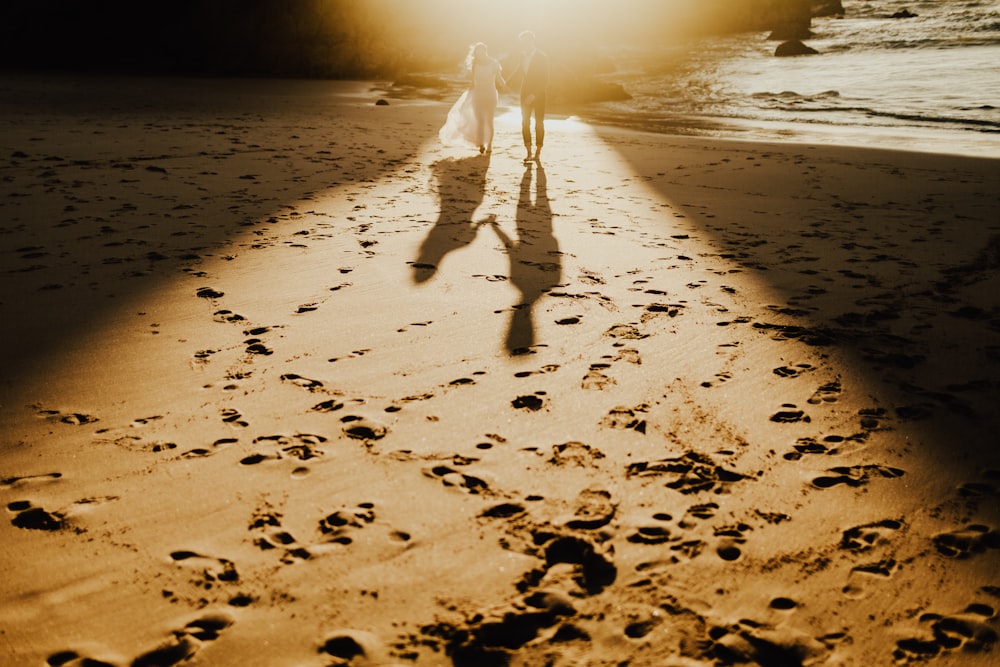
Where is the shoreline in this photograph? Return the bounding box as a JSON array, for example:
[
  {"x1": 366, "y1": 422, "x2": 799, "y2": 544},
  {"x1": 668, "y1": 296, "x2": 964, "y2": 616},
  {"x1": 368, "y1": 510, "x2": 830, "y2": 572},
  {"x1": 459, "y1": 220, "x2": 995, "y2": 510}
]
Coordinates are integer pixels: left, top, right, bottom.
[
  {"x1": 2, "y1": 73, "x2": 999, "y2": 666},
  {"x1": 6, "y1": 68, "x2": 997, "y2": 160},
  {"x1": 574, "y1": 108, "x2": 1000, "y2": 160}
]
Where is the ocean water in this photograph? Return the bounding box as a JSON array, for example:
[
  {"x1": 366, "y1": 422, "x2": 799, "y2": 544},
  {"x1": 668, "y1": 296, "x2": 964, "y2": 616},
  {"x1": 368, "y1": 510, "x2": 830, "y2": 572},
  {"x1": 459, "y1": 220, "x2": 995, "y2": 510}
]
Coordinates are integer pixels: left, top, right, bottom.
[{"x1": 580, "y1": 0, "x2": 1000, "y2": 157}]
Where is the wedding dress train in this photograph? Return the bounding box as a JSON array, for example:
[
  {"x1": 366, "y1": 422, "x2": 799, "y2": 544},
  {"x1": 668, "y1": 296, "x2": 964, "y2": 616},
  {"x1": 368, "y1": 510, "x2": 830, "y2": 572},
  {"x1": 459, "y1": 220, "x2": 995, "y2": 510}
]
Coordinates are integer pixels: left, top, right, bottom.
[{"x1": 439, "y1": 58, "x2": 502, "y2": 150}]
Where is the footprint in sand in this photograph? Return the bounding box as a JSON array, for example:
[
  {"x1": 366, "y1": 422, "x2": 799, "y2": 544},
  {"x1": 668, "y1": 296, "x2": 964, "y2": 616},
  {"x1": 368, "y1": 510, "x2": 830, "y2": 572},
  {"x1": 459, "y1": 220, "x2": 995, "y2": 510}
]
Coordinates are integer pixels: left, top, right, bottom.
[
  {"x1": 212, "y1": 309, "x2": 246, "y2": 323},
  {"x1": 700, "y1": 371, "x2": 733, "y2": 388},
  {"x1": 256, "y1": 433, "x2": 327, "y2": 460},
  {"x1": 769, "y1": 597, "x2": 799, "y2": 611},
  {"x1": 169, "y1": 550, "x2": 239, "y2": 586},
  {"x1": 857, "y1": 407, "x2": 889, "y2": 430},
  {"x1": 894, "y1": 603, "x2": 998, "y2": 660},
  {"x1": 681, "y1": 502, "x2": 719, "y2": 527},
  {"x1": 131, "y1": 415, "x2": 164, "y2": 427},
  {"x1": 558, "y1": 487, "x2": 616, "y2": 530},
  {"x1": 192, "y1": 350, "x2": 218, "y2": 364},
  {"x1": 422, "y1": 463, "x2": 491, "y2": 495},
  {"x1": 1, "y1": 471, "x2": 62, "y2": 487},
  {"x1": 8, "y1": 500, "x2": 66, "y2": 531},
  {"x1": 250, "y1": 502, "x2": 408, "y2": 562},
  {"x1": 629, "y1": 502, "x2": 732, "y2": 562},
  {"x1": 601, "y1": 405, "x2": 648, "y2": 433},
  {"x1": 844, "y1": 557, "x2": 898, "y2": 598},
  {"x1": 317, "y1": 502, "x2": 408, "y2": 548},
  {"x1": 714, "y1": 523, "x2": 752, "y2": 561},
  {"x1": 512, "y1": 393, "x2": 547, "y2": 411},
  {"x1": 37, "y1": 407, "x2": 99, "y2": 426},
  {"x1": 311, "y1": 398, "x2": 345, "y2": 413},
  {"x1": 220, "y1": 407, "x2": 248, "y2": 428},
  {"x1": 627, "y1": 511, "x2": 677, "y2": 546},
  {"x1": 615, "y1": 348, "x2": 642, "y2": 364},
  {"x1": 127, "y1": 612, "x2": 234, "y2": 667},
  {"x1": 773, "y1": 363, "x2": 814, "y2": 378},
  {"x1": 248, "y1": 509, "x2": 308, "y2": 560},
  {"x1": 782, "y1": 432, "x2": 868, "y2": 461},
  {"x1": 769, "y1": 404, "x2": 810, "y2": 423},
  {"x1": 542, "y1": 535, "x2": 618, "y2": 595},
  {"x1": 480, "y1": 502, "x2": 527, "y2": 520},
  {"x1": 420, "y1": 597, "x2": 575, "y2": 664},
  {"x1": 240, "y1": 433, "x2": 326, "y2": 465},
  {"x1": 472, "y1": 273, "x2": 508, "y2": 283},
  {"x1": 841, "y1": 518, "x2": 904, "y2": 552},
  {"x1": 513, "y1": 364, "x2": 560, "y2": 379},
  {"x1": 46, "y1": 612, "x2": 234, "y2": 667},
  {"x1": 812, "y1": 464, "x2": 905, "y2": 489},
  {"x1": 605, "y1": 323, "x2": 648, "y2": 340},
  {"x1": 318, "y1": 629, "x2": 394, "y2": 665},
  {"x1": 341, "y1": 415, "x2": 389, "y2": 441},
  {"x1": 397, "y1": 320, "x2": 434, "y2": 333},
  {"x1": 807, "y1": 379, "x2": 842, "y2": 405},
  {"x1": 244, "y1": 339, "x2": 273, "y2": 356},
  {"x1": 627, "y1": 452, "x2": 747, "y2": 495},
  {"x1": 641, "y1": 302, "x2": 685, "y2": 320},
  {"x1": 280, "y1": 373, "x2": 324, "y2": 392},
  {"x1": 46, "y1": 648, "x2": 118, "y2": 667},
  {"x1": 196, "y1": 286, "x2": 224, "y2": 300},
  {"x1": 840, "y1": 518, "x2": 903, "y2": 598},
  {"x1": 328, "y1": 348, "x2": 371, "y2": 363},
  {"x1": 958, "y1": 474, "x2": 1000, "y2": 500},
  {"x1": 182, "y1": 437, "x2": 237, "y2": 459},
  {"x1": 706, "y1": 621, "x2": 831, "y2": 666},
  {"x1": 753, "y1": 322, "x2": 834, "y2": 346},
  {"x1": 932, "y1": 524, "x2": 1000, "y2": 559},
  {"x1": 582, "y1": 365, "x2": 616, "y2": 390},
  {"x1": 547, "y1": 441, "x2": 606, "y2": 468}
]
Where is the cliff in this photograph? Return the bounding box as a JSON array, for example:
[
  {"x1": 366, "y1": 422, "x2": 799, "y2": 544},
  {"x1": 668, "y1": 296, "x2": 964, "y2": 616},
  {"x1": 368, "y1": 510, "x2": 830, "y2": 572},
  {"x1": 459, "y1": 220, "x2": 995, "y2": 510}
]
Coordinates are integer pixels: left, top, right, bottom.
[{"x1": 0, "y1": 0, "x2": 846, "y2": 78}]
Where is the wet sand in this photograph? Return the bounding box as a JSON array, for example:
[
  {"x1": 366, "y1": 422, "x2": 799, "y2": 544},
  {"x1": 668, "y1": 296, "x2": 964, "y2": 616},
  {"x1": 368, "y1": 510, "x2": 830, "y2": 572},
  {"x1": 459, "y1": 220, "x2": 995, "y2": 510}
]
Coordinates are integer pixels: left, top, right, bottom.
[{"x1": 1, "y1": 73, "x2": 998, "y2": 666}]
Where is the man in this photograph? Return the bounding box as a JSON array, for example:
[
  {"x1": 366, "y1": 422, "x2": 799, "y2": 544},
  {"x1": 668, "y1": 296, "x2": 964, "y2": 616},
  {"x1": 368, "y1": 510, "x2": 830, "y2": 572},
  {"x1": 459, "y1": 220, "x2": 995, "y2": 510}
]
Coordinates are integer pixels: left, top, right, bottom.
[{"x1": 506, "y1": 31, "x2": 549, "y2": 162}]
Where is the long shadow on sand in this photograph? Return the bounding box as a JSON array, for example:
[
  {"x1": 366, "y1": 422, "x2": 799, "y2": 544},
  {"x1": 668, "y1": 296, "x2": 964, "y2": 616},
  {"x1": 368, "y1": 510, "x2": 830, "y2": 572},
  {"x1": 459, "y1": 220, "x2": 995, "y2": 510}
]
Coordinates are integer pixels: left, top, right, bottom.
[
  {"x1": 488, "y1": 163, "x2": 560, "y2": 354},
  {"x1": 411, "y1": 154, "x2": 491, "y2": 283},
  {"x1": 597, "y1": 127, "x2": 1000, "y2": 472},
  {"x1": 0, "y1": 74, "x2": 437, "y2": 395}
]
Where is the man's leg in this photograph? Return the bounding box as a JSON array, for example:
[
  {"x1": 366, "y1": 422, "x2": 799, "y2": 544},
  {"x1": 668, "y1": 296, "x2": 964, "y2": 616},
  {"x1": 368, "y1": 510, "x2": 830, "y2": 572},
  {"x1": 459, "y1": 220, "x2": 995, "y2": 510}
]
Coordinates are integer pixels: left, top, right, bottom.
[
  {"x1": 533, "y1": 95, "x2": 546, "y2": 160},
  {"x1": 521, "y1": 100, "x2": 533, "y2": 159}
]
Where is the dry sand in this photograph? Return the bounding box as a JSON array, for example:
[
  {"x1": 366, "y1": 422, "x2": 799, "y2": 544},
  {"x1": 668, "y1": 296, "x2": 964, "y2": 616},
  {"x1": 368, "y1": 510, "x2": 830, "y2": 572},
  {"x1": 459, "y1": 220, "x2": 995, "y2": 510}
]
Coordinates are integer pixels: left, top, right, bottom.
[{"x1": 1, "y1": 73, "x2": 999, "y2": 667}]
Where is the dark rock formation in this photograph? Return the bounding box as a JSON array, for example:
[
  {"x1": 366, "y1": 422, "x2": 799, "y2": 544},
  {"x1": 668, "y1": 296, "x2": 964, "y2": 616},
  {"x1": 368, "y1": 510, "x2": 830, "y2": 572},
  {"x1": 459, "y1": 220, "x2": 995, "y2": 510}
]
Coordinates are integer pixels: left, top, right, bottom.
[
  {"x1": 775, "y1": 40, "x2": 819, "y2": 57},
  {"x1": 891, "y1": 9, "x2": 919, "y2": 19},
  {"x1": 812, "y1": 1, "x2": 845, "y2": 17}
]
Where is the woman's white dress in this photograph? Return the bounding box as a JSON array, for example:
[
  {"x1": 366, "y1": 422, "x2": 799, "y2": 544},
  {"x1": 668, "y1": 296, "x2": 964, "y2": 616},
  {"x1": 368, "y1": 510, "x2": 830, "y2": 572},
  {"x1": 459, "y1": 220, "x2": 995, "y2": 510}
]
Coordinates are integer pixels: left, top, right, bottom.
[{"x1": 439, "y1": 58, "x2": 502, "y2": 148}]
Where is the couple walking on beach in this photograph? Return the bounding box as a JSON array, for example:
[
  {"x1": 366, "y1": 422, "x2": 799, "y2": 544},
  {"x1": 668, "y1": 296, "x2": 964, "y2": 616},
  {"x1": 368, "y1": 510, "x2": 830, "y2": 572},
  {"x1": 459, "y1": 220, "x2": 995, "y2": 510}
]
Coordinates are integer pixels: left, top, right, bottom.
[{"x1": 439, "y1": 31, "x2": 549, "y2": 163}]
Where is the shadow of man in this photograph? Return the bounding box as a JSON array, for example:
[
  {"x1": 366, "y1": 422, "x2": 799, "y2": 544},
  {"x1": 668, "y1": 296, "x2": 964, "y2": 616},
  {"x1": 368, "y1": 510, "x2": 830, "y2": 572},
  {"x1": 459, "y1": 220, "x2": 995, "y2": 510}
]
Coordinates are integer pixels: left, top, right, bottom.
[
  {"x1": 489, "y1": 163, "x2": 560, "y2": 354},
  {"x1": 412, "y1": 155, "x2": 490, "y2": 283}
]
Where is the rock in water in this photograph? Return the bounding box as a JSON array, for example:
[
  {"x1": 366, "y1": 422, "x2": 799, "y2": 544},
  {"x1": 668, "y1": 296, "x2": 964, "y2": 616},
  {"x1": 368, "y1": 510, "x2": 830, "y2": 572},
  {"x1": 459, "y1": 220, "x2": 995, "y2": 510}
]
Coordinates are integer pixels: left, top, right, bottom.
[{"x1": 775, "y1": 40, "x2": 819, "y2": 57}]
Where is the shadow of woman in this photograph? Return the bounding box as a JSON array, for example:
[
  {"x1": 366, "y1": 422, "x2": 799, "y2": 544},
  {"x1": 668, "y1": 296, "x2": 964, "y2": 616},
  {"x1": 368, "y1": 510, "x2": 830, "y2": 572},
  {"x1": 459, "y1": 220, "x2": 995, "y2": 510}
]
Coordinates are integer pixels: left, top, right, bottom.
[
  {"x1": 489, "y1": 163, "x2": 560, "y2": 354},
  {"x1": 412, "y1": 154, "x2": 491, "y2": 283}
]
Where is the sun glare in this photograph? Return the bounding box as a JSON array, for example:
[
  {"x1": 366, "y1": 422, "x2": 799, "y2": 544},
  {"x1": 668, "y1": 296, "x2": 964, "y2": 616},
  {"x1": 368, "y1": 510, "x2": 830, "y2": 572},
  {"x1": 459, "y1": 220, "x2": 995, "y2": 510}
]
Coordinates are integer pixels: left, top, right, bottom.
[{"x1": 363, "y1": 0, "x2": 716, "y2": 66}]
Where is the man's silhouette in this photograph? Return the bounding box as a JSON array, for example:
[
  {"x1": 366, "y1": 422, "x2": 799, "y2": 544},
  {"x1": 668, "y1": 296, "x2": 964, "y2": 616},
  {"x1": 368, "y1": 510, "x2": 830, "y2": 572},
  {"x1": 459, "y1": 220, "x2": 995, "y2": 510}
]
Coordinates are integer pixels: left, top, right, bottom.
[{"x1": 505, "y1": 31, "x2": 549, "y2": 163}]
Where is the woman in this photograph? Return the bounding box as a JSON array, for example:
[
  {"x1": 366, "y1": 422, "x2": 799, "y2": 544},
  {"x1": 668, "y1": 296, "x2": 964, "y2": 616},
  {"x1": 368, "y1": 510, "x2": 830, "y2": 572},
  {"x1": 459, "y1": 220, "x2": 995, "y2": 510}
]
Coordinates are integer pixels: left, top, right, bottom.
[{"x1": 439, "y1": 43, "x2": 504, "y2": 154}]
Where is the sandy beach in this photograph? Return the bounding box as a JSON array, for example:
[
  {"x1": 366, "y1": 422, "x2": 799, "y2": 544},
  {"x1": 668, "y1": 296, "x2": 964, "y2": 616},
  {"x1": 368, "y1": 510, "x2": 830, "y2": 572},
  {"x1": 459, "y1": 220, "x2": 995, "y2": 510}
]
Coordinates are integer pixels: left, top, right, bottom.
[{"x1": 1, "y1": 73, "x2": 999, "y2": 666}]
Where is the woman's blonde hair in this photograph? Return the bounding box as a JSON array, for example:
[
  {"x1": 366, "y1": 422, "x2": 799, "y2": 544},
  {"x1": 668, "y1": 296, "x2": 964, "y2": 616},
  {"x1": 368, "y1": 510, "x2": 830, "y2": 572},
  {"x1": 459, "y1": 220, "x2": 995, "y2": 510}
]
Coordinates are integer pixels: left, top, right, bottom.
[{"x1": 465, "y1": 42, "x2": 489, "y2": 70}]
